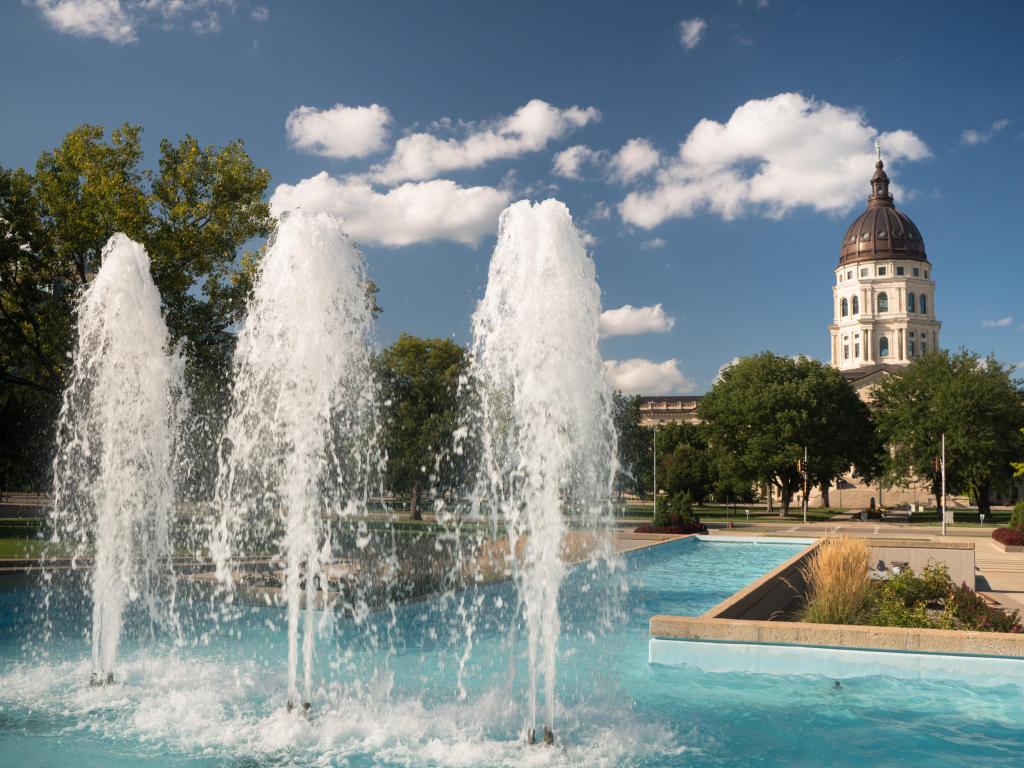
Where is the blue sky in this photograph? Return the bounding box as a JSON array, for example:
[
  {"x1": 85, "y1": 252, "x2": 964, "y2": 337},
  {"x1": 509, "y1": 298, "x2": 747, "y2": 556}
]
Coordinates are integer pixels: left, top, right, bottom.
[{"x1": 2, "y1": 0, "x2": 1022, "y2": 392}]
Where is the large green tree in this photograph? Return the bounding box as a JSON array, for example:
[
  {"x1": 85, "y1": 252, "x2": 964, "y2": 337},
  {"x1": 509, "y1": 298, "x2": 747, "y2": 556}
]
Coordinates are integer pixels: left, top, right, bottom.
[
  {"x1": 872, "y1": 350, "x2": 1024, "y2": 514},
  {"x1": 0, "y1": 123, "x2": 272, "y2": 489},
  {"x1": 611, "y1": 392, "x2": 652, "y2": 498},
  {"x1": 377, "y1": 334, "x2": 467, "y2": 520},
  {"x1": 699, "y1": 353, "x2": 880, "y2": 516},
  {"x1": 655, "y1": 422, "x2": 714, "y2": 505}
]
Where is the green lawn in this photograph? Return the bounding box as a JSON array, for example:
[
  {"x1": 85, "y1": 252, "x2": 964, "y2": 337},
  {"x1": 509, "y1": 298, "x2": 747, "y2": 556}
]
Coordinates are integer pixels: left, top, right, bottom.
[{"x1": 0, "y1": 538, "x2": 48, "y2": 558}]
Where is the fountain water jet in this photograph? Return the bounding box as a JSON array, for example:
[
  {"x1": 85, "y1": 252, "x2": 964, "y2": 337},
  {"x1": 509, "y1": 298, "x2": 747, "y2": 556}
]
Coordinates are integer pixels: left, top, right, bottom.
[
  {"x1": 468, "y1": 199, "x2": 617, "y2": 741},
  {"x1": 49, "y1": 234, "x2": 184, "y2": 683},
  {"x1": 212, "y1": 211, "x2": 380, "y2": 710}
]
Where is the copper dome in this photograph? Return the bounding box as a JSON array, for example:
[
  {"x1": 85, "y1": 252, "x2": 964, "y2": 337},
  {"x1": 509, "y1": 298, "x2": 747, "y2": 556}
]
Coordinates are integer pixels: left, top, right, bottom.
[{"x1": 838, "y1": 160, "x2": 927, "y2": 267}]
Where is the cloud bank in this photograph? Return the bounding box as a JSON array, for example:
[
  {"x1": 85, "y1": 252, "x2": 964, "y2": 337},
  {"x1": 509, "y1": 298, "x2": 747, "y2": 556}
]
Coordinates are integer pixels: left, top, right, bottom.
[
  {"x1": 604, "y1": 358, "x2": 696, "y2": 394},
  {"x1": 619, "y1": 93, "x2": 931, "y2": 228},
  {"x1": 270, "y1": 172, "x2": 510, "y2": 247},
  {"x1": 599, "y1": 304, "x2": 676, "y2": 336},
  {"x1": 372, "y1": 99, "x2": 600, "y2": 183},
  {"x1": 286, "y1": 103, "x2": 392, "y2": 159}
]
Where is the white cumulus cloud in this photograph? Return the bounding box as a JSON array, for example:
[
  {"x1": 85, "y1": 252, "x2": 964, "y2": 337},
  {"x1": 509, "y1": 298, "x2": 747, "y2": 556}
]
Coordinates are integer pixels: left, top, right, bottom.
[
  {"x1": 604, "y1": 358, "x2": 697, "y2": 394},
  {"x1": 286, "y1": 103, "x2": 392, "y2": 160},
  {"x1": 982, "y1": 316, "x2": 1013, "y2": 328},
  {"x1": 269, "y1": 172, "x2": 510, "y2": 247},
  {"x1": 961, "y1": 118, "x2": 1011, "y2": 145},
  {"x1": 599, "y1": 304, "x2": 676, "y2": 337},
  {"x1": 32, "y1": 0, "x2": 263, "y2": 41},
  {"x1": 640, "y1": 237, "x2": 666, "y2": 250},
  {"x1": 678, "y1": 17, "x2": 707, "y2": 49},
  {"x1": 619, "y1": 93, "x2": 931, "y2": 229},
  {"x1": 552, "y1": 145, "x2": 604, "y2": 179},
  {"x1": 610, "y1": 138, "x2": 661, "y2": 183},
  {"x1": 372, "y1": 99, "x2": 600, "y2": 183},
  {"x1": 32, "y1": 0, "x2": 136, "y2": 43}
]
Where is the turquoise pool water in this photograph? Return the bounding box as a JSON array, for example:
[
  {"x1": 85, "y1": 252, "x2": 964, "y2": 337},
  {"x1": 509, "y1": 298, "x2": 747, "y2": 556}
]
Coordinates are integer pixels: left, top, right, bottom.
[{"x1": 1, "y1": 538, "x2": 1022, "y2": 766}]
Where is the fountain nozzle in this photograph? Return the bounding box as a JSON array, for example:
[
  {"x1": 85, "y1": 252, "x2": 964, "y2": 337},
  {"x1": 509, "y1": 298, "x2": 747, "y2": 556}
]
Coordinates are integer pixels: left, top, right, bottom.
[{"x1": 526, "y1": 726, "x2": 554, "y2": 746}]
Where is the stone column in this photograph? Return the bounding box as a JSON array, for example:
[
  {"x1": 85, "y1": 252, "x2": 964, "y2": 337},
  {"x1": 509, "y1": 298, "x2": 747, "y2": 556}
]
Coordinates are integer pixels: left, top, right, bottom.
[{"x1": 898, "y1": 328, "x2": 904, "y2": 360}]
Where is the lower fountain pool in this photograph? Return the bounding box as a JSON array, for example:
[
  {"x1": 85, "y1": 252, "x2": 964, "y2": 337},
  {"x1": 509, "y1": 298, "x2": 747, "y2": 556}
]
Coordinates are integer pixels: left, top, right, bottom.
[{"x1": 2, "y1": 538, "x2": 1022, "y2": 767}]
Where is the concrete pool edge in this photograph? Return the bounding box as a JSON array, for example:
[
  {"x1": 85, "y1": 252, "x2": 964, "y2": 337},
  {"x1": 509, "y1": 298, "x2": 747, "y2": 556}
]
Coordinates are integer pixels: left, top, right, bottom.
[
  {"x1": 648, "y1": 533, "x2": 1024, "y2": 682},
  {"x1": 647, "y1": 636, "x2": 1024, "y2": 685}
]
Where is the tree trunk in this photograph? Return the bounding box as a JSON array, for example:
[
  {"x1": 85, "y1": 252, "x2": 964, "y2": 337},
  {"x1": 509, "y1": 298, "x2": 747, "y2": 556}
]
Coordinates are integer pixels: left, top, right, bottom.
[
  {"x1": 821, "y1": 480, "x2": 831, "y2": 510},
  {"x1": 766, "y1": 482, "x2": 773, "y2": 516},
  {"x1": 977, "y1": 480, "x2": 992, "y2": 517},
  {"x1": 410, "y1": 479, "x2": 422, "y2": 521}
]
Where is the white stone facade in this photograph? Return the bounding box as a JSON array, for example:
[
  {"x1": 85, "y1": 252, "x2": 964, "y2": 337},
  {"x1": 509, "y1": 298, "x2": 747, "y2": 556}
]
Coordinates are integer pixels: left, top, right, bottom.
[{"x1": 829, "y1": 259, "x2": 941, "y2": 370}]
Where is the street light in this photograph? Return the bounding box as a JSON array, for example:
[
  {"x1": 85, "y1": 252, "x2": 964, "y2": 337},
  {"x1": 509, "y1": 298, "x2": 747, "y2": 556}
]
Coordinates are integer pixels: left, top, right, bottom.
[{"x1": 652, "y1": 423, "x2": 657, "y2": 516}]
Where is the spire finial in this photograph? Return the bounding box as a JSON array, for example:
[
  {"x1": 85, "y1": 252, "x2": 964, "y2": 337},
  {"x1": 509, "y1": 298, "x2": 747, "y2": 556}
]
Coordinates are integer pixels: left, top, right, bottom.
[{"x1": 875, "y1": 139, "x2": 882, "y2": 164}]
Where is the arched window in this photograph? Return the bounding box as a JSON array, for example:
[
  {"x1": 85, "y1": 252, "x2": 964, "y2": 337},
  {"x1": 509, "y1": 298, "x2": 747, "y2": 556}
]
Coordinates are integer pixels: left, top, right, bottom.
[
  {"x1": 841, "y1": 298, "x2": 849, "y2": 317},
  {"x1": 920, "y1": 294, "x2": 927, "y2": 314},
  {"x1": 852, "y1": 296, "x2": 860, "y2": 315},
  {"x1": 908, "y1": 293, "x2": 916, "y2": 313},
  {"x1": 878, "y1": 292, "x2": 888, "y2": 313},
  {"x1": 879, "y1": 336, "x2": 890, "y2": 357}
]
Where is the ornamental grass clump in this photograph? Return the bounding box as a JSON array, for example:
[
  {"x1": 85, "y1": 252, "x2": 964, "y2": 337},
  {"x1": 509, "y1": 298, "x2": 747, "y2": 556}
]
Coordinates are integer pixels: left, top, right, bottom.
[{"x1": 799, "y1": 536, "x2": 870, "y2": 625}]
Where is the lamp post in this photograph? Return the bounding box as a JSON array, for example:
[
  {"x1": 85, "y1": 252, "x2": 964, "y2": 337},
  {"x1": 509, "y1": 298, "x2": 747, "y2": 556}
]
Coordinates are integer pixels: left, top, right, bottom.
[
  {"x1": 652, "y1": 423, "x2": 657, "y2": 516},
  {"x1": 802, "y1": 446, "x2": 809, "y2": 525},
  {"x1": 941, "y1": 432, "x2": 947, "y2": 536}
]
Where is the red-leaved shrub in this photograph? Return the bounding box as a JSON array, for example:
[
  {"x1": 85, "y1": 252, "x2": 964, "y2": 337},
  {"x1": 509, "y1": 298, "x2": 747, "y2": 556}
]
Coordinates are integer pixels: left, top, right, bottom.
[
  {"x1": 993, "y1": 527, "x2": 1024, "y2": 547},
  {"x1": 634, "y1": 520, "x2": 707, "y2": 535}
]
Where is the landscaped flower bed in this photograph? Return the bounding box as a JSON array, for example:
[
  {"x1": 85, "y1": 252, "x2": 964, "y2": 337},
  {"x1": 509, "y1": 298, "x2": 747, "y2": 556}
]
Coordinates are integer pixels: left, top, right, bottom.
[{"x1": 799, "y1": 537, "x2": 1021, "y2": 633}]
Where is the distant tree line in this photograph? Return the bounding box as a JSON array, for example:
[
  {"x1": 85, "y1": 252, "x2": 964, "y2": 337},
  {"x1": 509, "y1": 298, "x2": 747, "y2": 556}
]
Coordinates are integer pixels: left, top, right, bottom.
[{"x1": 615, "y1": 352, "x2": 1024, "y2": 516}]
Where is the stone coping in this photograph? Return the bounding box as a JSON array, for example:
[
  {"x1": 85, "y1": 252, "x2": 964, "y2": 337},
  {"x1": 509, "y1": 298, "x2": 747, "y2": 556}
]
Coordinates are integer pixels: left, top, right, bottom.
[
  {"x1": 650, "y1": 615, "x2": 1024, "y2": 657},
  {"x1": 992, "y1": 540, "x2": 1024, "y2": 553}
]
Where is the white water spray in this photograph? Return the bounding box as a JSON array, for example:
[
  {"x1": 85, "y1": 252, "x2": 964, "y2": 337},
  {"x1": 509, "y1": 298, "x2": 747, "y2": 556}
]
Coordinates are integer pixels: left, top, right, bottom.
[
  {"x1": 50, "y1": 234, "x2": 183, "y2": 682},
  {"x1": 469, "y1": 200, "x2": 617, "y2": 738},
  {"x1": 212, "y1": 211, "x2": 379, "y2": 708}
]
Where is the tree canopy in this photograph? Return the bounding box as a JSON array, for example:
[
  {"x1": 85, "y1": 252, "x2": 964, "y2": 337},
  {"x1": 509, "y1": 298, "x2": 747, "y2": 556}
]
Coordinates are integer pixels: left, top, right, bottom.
[
  {"x1": 699, "y1": 353, "x2": 880, "y2": 515},
  {"x1": 872, "y1": 350, "x2": 1024, "y2": 514},
  {"x1": 611, "y1": 392, "x2": 651, "y2": 497},
  {"x1": 0, "y1": 123, "x2": 272, "y2": 489},
  {"x1": 377, "y1": 334, "x2": 467, "y2": 520}
]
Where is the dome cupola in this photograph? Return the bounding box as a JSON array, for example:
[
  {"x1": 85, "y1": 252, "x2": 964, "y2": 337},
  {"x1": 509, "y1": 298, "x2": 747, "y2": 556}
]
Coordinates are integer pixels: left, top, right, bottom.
[{"x1": 839, "y1": 152, "x2": 927, "y2": 267}]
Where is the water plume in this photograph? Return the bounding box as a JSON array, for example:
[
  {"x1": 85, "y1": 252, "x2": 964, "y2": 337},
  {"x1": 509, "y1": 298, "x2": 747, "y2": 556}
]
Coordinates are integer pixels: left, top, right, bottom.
[
  {"x1": 468, "y1": 199, "x2": 618, "y2": 738},
  {"x1": 211, "y1": 210, "x2": 381, "y2": 708},
  {"x1": 49, "y1": 233, "x2": 184, "y2": 682}
]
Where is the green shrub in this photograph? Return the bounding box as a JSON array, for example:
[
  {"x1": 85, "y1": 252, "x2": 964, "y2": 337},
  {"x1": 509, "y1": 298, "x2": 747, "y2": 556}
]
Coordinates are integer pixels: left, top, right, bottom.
[
  {"x1": 861, "y1": 563, "x2": 1021, "y2": 633},
  {"x1": 654, "y1": 491, "x2": 694, "y2": 527},
  {"x1": 1009, "y1": 500, "x2": 1024, "y2": 530}
]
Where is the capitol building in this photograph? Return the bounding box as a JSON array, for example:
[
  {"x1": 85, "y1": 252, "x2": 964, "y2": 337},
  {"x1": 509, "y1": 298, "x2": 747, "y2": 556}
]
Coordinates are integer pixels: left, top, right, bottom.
[
  {"x1": 640, "y1": 153, "x2": 955, "y2": 510},
  {"x1": 830, "y1": 153, "x2": 942, "y2": 395}
]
